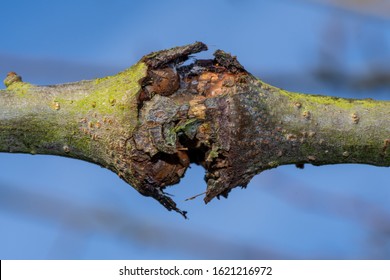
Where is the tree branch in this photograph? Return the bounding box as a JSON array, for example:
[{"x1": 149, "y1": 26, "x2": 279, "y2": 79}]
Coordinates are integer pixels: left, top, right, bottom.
[{"x1": 1, "y1": 42, "x2": 389, "y2": 217}]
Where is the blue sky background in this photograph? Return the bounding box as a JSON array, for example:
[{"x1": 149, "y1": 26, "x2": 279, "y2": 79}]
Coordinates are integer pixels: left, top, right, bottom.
[{"x1": 0, "y1": 0, "x2": 389, "y2": 259}]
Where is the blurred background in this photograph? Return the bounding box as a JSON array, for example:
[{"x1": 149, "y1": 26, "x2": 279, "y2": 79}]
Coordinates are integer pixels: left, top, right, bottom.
[{"x1": 0, "y1": 0, "x2": 389, "y2": 259}]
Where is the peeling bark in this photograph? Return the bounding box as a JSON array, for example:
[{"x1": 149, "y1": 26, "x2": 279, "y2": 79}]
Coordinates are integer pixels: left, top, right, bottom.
[{"x1": 1, "y1": 42, "x2": 389, "y2": 218}]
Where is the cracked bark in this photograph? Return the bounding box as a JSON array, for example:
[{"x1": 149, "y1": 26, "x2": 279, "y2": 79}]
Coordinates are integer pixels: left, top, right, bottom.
[{"x1": 0, "y1": 42, "x2": 389, "y2": 218}]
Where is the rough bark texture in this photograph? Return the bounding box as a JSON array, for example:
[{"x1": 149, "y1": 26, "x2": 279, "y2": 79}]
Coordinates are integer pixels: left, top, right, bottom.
[{"x1": 1, "y1": 42, "x2": 389, "y2": 218}]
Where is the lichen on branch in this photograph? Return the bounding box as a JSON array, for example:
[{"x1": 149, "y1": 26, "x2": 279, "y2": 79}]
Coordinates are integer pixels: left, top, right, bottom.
[{"x1": 1, "y1": 42, "x2": 389, "y2": 218}]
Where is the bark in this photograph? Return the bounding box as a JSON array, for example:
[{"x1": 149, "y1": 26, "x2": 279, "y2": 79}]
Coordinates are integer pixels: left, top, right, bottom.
[{"x1": 1, "y1": 42, "x2": 389, "y2": 218}]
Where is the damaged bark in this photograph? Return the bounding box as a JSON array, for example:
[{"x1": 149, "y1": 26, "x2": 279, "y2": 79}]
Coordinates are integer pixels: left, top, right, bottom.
[{"x1": 1, "y1": 42, "x2": 389, "y2": 218}]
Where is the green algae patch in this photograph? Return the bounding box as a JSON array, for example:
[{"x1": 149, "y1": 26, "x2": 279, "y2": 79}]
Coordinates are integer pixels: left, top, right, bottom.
[
  {"x1": 258, "y1": 78, "x2": 380, "y2": 110},
  {"x1": 281, "y1": 90, "x2": 378, "y2": 110},
  {"x1": 6, "y1": 82, "x2": 34, "y2": 97},
  {"x1": 74, "y1": 62, "x2": 147, "y2": 117}
]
